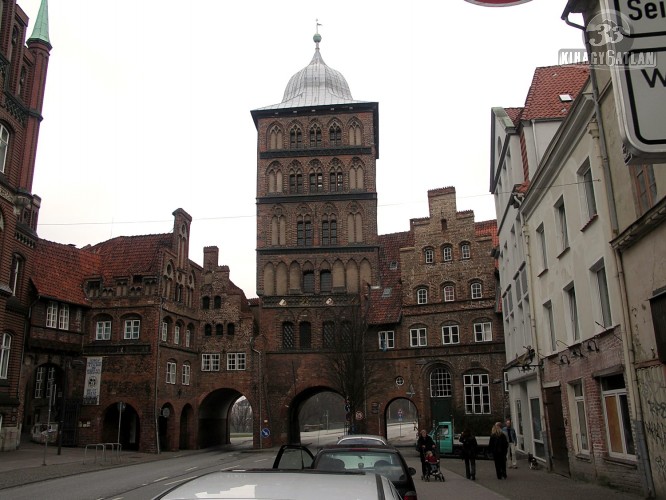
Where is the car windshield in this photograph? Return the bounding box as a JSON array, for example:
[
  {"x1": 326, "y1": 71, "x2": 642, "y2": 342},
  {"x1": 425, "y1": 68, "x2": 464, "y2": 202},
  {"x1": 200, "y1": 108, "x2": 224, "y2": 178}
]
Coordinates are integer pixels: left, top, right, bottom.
[{"x1": 315, "y1": 451, "x2": 405, "y2": 482}]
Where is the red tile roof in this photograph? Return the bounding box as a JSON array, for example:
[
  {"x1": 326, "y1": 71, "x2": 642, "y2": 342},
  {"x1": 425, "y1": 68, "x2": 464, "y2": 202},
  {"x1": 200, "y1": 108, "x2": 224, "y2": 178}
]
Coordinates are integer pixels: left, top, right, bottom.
[
  {"x1": 504, "y1": 107, "x2": 523, "y2": 126},
  {"x1": 87, "y1": 233, "x2": 173, "y2": 281},
  {"x1": 366, "y1": 231, "x2": 413, "y2": 326},
  {"x1": 32, "y1": 240, "x2": 101, "y2": 305},
  {"x1": 521, "y1": 64, "x2": 589, "y2": 120}
]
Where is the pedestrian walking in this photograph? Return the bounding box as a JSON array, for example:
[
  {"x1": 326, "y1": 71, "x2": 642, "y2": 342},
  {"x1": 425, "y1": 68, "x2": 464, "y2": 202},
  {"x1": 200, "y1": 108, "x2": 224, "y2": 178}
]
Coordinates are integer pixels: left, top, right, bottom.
[
  {"x1": 489, "y1": 422, "x2": 508, "y2": 479},
  {"x1": 459, "y1": 428, "x2": 477, "y2": 480},
  {"x1": 417, "y1": 429, "x2": 436, "y2": 480},
  {"x1": 502, "y1": 418, "x2": 518, "y2": 468}
]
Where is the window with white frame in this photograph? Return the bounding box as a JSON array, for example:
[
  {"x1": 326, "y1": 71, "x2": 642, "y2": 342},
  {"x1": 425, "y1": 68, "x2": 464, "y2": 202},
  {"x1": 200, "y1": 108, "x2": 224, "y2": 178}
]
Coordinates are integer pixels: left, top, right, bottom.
[
  {"x1": 442, "y1": 245, "x2": 453, "y2": 262},
  {"x1": 463, "y1": 373, "x2": 490, "y2": 414},
  {"x1": 124, "y1": 319, "x2": 140, "y2": 340},
  {"x1": 58, "y1": 304, "x2": 70, "y2": 330},
  {"x1": 555, "y1": 197, "x2": 569, "y2": 252},
  {"x1": 443, "y1": 284, "x2": 455, "y2": 302},
  {"x1": 580, "y1": 161, "x2": 597, "y2": 221},
  {"x1": 461, "y1": 243, "x2": 471, "y2": 259},
  {"x1": 201, "y1": 353, "x2": 220, "y2": 371},
  {"x1": 161, "y1": 321, "x2": 168, "y2": 341},
  {"x1": 46, "y1": 301, "x2": 58, "y2": 328},
  {"x1": 0, "y1": 333, "x2": 10, "y2": 379},
  {"x1": 9, "y1": 254, "x2": 22, "y2": 296},
  {"x1": 185, "y1": 329, "x2": 191, "y2": 347},
  {"x1": 227, "y1": 352, "x2": 246, "y2": 370},
  {"x1": 571, "y1": 381, "x2": 589, "y2": 453},
  {"x1": 96, "y1": 320, "x2": 111, "y2": 340},
  {"x1": 474, "y1": 321, "x2": 492, "y2": 342},
  {"x1": 430, "y1": 368, "x2": 452, "y2": 397},
  {"x1": 442, "y1": 324, "x2": 460, "y2": 344},
  {"x1": 34, "y1": 366, "x2": 45, "y2": 397},
  {"x1": 0, "y1": 125, "x2": 9, "y2": 173},
  {"x1": 565, "y1": 283, "x2": 580, "y2": 342},
  {"x1": 591, "y1": 260, "x2": 612, "y2": 329},
  {"x1": 166, "y1": 361, "x2": 176, "y2": 384},
  {"x1": 424, "y1": 248, "x2": 434, "y2": 264},
  {"x1": 601, "y1": 374, "x2": 635, "y2": 459},
  {"x1": 417, "y1": 288, "x2": 428, "y2": 305},
  {"x1": 182, "y1": 363, "x2": 191, "y2": 385},
  {"x1": 471, "y1": 281, "x2": 482, "y2": 299},
  {"x1": 536, "y1": 224, "x2": 548, "y2": 272},
  {"x1": 174, "y1": 325, "x2": 180, "y2": 345},
  {"x1": 410, "y1": 327, "x2": 427, "y2": 347},
  {"x1": 378, "y1": 331, "x2": 394, "y2": 350}
]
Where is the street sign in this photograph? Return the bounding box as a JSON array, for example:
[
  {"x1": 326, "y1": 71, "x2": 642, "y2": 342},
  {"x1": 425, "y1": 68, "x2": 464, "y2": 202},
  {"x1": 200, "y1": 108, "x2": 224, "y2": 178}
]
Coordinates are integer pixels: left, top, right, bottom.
[
  {"x1": 605, "y1": 0, "x2": 666, "y2": 158},
  {"x1": 261, "y1": 428, "x2": 270, "y2": 438}
]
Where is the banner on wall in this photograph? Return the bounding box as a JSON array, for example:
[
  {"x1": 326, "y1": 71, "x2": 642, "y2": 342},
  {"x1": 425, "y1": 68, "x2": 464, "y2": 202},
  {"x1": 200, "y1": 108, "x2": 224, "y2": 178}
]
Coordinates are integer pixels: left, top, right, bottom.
[{"x1": 83, "y1": 356, "x2": 103, "y2": 405}]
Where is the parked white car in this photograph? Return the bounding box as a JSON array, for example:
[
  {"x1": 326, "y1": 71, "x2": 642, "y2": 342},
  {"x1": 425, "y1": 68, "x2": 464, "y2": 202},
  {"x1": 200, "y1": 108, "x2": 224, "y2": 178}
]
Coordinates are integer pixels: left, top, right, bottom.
[
  {"x1": 336, "y1": 434, "x2": 389, "y2": 446},
  {"x1": 153, "y1": 469, "x2": 402, "y2": 500}
]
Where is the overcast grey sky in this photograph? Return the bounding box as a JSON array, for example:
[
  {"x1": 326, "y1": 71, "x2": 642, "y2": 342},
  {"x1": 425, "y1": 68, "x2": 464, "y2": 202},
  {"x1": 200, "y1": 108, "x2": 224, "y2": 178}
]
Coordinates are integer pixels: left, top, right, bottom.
[{"x1": 24, "y1": 0, "x2": 584, "y2": 298}]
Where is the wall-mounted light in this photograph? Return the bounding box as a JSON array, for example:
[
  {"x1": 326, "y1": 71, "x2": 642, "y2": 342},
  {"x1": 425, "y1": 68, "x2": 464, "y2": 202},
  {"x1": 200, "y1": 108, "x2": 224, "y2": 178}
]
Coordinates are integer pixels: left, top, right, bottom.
[{"x1": 559, "y1": 354, "x2": 570, "y2": 365}]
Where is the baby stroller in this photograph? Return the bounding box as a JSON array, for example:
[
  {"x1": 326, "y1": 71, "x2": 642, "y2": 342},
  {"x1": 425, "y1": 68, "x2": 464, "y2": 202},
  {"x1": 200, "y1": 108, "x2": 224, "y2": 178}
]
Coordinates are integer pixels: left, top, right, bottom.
[{"x1": 423, "y1": 455, "x2": 445, "y2": 482}]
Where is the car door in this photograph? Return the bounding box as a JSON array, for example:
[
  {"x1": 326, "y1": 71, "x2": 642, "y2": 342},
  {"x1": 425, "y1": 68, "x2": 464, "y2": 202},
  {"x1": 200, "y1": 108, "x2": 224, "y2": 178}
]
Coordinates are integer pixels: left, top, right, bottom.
[{"x1": 272, "y1": 444, "x2": 315, "y2": 469}]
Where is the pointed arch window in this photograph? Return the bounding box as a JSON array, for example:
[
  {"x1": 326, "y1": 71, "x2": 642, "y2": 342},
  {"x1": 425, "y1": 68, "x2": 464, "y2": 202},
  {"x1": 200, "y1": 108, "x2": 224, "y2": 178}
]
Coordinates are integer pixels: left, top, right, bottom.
[
  {"x1": 300, "y1": 322, "x2": 312, "y2": 349},
  {"x1": 320, "y1": 270, "x2": 332, "y2": 292},
  {"x1": 303, "y1": 270, "x2": 315, "y2": 293},
  {"x1": 282, "y1": 322, "x2": 295, "y2": 349},
  {"x1": 322, "y1": 216, "x2": 337, "y2": 245},
  {"x1": 297, "y1": 217, "x2": 312, "y2": 246},
  {"x1": 289, "y1": 173, "x2": 303, "y2": 193},
  {"x1": 269, "y1": 125, "x2": 283, "y2": 150},
  {"x1": 349, "y1": 122, "x2": 362, "y2": 146},
  {"x1": 330, "y1": 169, "x2": 343, "y2": 192},
  {"x1": 322, "y1": 321, "x2": 335, "y2": 348},
  {"x1": 309, "y1": 125, "x2": 322, "y2": 147},
  {"x1": 289, "y1": 126, "x2": 302, "y2": 148},
  {"x1": 329, "y1": 124, "x2": 342, "y2": 146},
  {"x1": 309, "y1": 172, "x2": 323, "y2": 192}
]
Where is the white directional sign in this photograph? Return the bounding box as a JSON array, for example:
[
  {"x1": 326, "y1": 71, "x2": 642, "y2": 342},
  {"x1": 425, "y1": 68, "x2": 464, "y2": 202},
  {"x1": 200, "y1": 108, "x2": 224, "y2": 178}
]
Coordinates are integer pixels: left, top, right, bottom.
[{"x1": 606, "y1": 0, "x2": 666, "y2": 158}]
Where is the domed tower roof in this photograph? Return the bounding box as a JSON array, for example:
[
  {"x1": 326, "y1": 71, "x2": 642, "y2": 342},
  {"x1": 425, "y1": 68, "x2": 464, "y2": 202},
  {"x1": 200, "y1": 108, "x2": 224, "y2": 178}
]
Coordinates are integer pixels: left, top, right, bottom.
[{"x1": 255, "y1": 32, "x2": 367, "y2": 110}]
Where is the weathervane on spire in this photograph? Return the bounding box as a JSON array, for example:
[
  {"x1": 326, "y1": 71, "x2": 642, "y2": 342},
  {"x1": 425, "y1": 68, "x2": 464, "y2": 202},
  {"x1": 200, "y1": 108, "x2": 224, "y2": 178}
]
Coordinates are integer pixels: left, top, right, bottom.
[{"x1": 314, "y1": 19, "x2": 322, "y2": 47}]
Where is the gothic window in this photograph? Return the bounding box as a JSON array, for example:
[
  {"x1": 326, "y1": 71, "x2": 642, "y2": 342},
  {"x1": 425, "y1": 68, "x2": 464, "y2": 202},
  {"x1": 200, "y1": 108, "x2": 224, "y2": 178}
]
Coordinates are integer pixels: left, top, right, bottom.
[
  {"x1": 349, "y1": 160, "x2": 365, "y2": 190},
  {"x1": 347, "y1": 210, "x2": 363, "y2": 243},
  {"x1": 329, "y1": 123, "x2": 342, "y2": 146},
  {"x1": 309, "y1": 125, "x2": 322, "y2": 147},
  {"x1": 349, "y1": 121, "x2": 362, "y2": 146},
  {"x1": 297, "y1": 217, "x2": 312, "y2": 246},
  {"x1": 10, "y1": 254, "x2": 22, "y2": 296},
  {"x1": 282, "y1": 322, "x2": 295, "y2": 349},
  {"x1": 0, "y1": 333, "x2": 11, "y2": 379},
  {"x1": 0, "y1": 125, "x2": 9, "y2": 174},
  {"x1": 322, "y1": 321, "x2": 335, "y2": 348},
  {"x1": 300, "y1": 322, "x2": 312, "y2": 349},
  {"x1": 309, "y1": 172, "x2": 324, "y2": 192},
  {"x1": 289, "y1": 172, "x2": 303, "y2": 193},
  {"x1": 289, "y1": 126, "x2": 302, "y2": 148},
  {"x1": 303, "y1": 270, "x2": 315, "y2": 293},
  {"x1": 271, "y1": 214, "x2": 286, "y2": 245},
  {"x1": 320, "y1": 270, "x2": 332, "y2": 292},
  {"x1": 269, "y1": 125, "x2": 283, "y2": 150},
  {"x1": 329, "y1": 170, "x2": 343, "y2": 192},
  {"x1": 322, "y1": 216, "x2": 337, "y2": 245}
]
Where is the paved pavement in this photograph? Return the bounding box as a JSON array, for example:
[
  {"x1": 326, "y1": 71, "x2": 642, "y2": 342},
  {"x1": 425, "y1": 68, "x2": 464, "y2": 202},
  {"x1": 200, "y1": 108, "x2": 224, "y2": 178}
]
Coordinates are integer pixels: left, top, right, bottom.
[{"x1": 0, "y1": 434, "x2": 647, "y2": 499}]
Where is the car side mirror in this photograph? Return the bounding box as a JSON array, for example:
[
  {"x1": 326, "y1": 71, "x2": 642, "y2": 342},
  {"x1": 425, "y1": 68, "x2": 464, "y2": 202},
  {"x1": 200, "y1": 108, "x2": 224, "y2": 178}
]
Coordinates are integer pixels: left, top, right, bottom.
[{"x1": 408, "y1": 467, "x2": 417, "y2": 476}]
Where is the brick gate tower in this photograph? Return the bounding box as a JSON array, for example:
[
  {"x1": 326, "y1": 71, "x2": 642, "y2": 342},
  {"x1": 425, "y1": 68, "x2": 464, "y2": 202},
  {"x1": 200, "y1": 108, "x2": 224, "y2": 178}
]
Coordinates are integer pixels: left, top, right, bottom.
[{"x1": 250, "y1": 31, "x2": 380, "y2": 445}]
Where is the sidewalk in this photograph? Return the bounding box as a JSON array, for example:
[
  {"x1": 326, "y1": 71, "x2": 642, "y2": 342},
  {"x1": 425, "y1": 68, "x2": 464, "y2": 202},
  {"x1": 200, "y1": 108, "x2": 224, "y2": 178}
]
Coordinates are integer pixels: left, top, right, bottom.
[{"x1": 389, "y1": 434, "x2": 646, "y2": 500}]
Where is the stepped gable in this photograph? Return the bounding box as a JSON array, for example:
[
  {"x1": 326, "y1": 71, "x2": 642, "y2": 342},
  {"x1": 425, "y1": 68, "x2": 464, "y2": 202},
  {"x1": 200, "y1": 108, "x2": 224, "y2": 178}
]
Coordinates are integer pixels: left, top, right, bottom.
[
  {"x1": 366, "y1": 231, "x2": 414, "y2": 325},
  {"x1": 31, "y1": 239, "x2": 101, "y2": 305},
  {"x1": 87, "y1": 233, "x2": 173, "y2": 281},
  {"x1": 522, "y1": 64, "x2": 589, "y2": 120}
]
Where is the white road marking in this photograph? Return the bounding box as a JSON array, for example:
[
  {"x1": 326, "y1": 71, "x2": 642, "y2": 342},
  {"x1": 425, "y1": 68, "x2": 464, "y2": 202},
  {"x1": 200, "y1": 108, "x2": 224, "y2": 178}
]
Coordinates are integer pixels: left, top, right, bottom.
[
  {"x1": 185, "y1": 466, "x2": 198, "y2": 471},
  {"x1": 153, "y1": 476, "x2": 169, "y2": 482}
]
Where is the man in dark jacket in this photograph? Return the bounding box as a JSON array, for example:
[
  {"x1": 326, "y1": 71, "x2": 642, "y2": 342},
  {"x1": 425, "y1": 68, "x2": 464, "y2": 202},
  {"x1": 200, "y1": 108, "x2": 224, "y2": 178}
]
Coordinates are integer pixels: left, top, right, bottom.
[
  {"x1": 459, "y1": 428, "x2": 478, "y2": 480},
  {"x1": 502, "y1": 418, "x2": 518, "y2": 468}
]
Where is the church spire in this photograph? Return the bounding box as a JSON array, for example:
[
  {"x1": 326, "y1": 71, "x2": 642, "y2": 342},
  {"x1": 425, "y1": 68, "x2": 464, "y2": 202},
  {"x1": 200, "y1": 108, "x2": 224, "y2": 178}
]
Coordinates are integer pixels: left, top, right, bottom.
[{"x1": 27, "y1": 0, "x2": 51, "y2": 48}]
